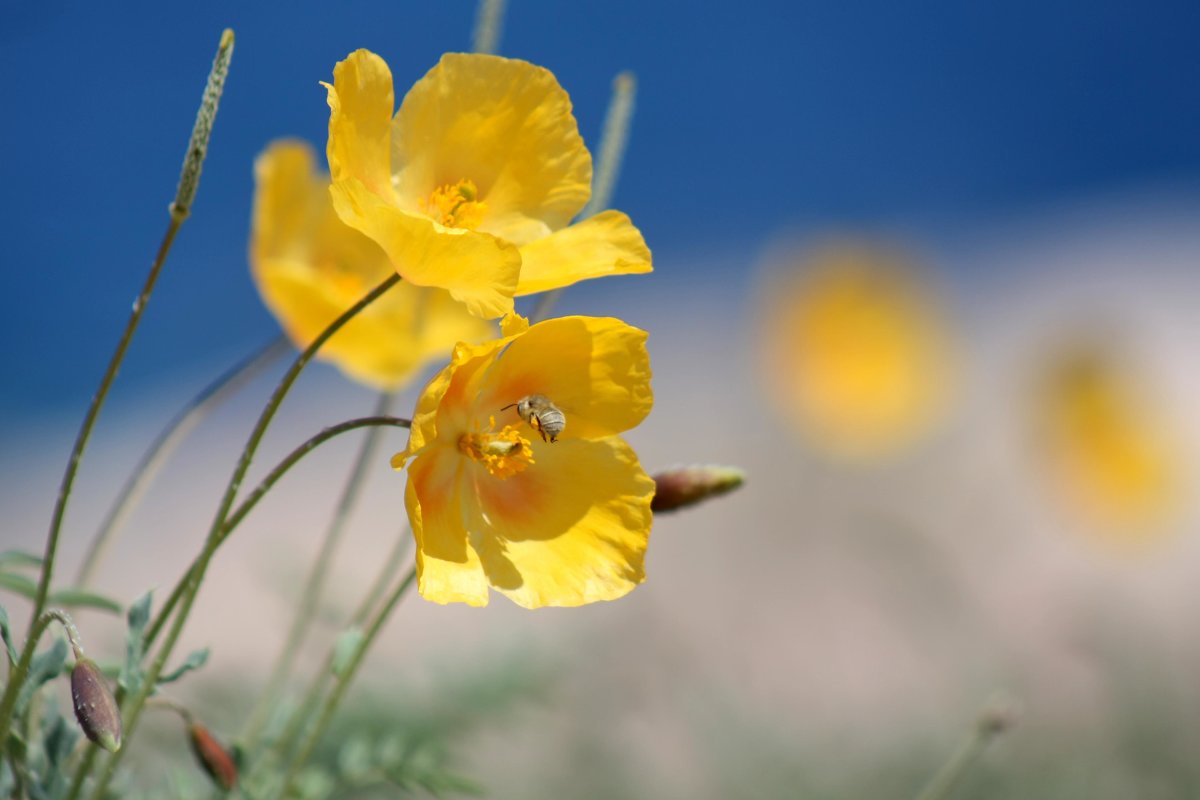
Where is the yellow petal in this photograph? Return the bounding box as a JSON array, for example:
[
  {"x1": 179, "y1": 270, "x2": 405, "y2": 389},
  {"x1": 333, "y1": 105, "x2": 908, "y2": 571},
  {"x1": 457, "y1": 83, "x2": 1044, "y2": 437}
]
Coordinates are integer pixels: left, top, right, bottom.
[
  {"x1": 324, "y1": 50, "x2": 396, "y2": 202},
  {"x1": 250, "y1": 140, "x2": 493, "y2": 390},
  {"x1": 406, "y1": 445, "x2": 489, "y2": 606},
  {"x1": 329, "y1": 177, "x2": 520, "y2": 318},
  {"x1": 467, "y1": 437, "x2": 654, "y2": 608},
  {"x1": 392, "y1": 53, "x2": 592, "y2": 241},
  {"x1": 476, "y1": 316, "x2": 652, "y2": 440},
  {"x1": 514, "y1": 210, "x2": 653, "y2": 296}
]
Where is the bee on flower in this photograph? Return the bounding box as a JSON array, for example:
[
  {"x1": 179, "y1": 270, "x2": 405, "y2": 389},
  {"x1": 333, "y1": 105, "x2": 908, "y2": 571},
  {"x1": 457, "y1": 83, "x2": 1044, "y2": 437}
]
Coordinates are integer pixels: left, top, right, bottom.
[
  {"x1": 323, "y1": 50, "x2": 653, "y2": 318},
  {"x1": 393, "y1": 315, "x2": 654, "y2": 608}
]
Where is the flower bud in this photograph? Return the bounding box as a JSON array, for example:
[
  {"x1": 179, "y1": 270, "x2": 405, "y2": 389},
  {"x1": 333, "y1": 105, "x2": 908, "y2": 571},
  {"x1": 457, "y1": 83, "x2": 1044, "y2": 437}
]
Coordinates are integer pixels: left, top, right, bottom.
[
  {"x1": 650, "y1": 465, "x2": 745, "y2": 513},
  {"x1": 71, "y1": 659, "x2": 122, "y2": 752},
  {"x1": 189, "y1": 722, "x2": 238, "y2": 791}
]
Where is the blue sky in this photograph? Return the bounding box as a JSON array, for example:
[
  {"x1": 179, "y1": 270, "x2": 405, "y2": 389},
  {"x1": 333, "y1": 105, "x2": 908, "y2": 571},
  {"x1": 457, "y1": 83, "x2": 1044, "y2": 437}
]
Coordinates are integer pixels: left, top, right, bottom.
[{"x1": 2, "y1": 0, "x2": 1199, "y2": 419}]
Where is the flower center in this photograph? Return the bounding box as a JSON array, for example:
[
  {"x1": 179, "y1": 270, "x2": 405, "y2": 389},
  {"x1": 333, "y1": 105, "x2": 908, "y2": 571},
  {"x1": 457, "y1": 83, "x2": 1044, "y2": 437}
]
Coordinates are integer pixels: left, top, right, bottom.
[
  {"x1": 458, "y1": 417, "x2": 534, "y2": 479},
  {"x1": 425, "y1": 179, "x2": 486, "y2": 229}
]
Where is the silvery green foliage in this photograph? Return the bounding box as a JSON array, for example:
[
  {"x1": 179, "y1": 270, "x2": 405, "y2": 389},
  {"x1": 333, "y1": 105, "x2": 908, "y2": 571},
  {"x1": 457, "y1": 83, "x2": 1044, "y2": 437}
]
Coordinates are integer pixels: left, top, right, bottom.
[{"x1": 119, "y1": 592, "x2": 153, "y2": 696}]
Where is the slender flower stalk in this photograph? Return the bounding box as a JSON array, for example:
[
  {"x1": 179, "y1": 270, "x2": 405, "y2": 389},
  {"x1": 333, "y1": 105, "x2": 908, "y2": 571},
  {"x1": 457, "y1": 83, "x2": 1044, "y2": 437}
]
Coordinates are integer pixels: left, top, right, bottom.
[
  {"x1": 277, "y1": 568, "x2": 418, "y2": 798},
  {"x1": 84, "y1": 273, "x2": 401, "y2": 800},
  {"x1": 471, "y1": 0, "x2": 507, "y2": 54},
  {"x1": 913, "y1": 699, "x2": 1017, "y2": 800},
  {"x1": 1, "y1": 29, "x2": 236, "y2": 747},
  {"x1": 532, "y1": 71, "x2": 637, "y2": 322},
  {"x1": 75, "y1": 336, "x2": 288, "y2": 588},
  {"x1": 0, "y1": 610, "x2": 84, "y2": 748},
  {"x1": 241, "y1": 391, "x2": 397, "y2": 748}
]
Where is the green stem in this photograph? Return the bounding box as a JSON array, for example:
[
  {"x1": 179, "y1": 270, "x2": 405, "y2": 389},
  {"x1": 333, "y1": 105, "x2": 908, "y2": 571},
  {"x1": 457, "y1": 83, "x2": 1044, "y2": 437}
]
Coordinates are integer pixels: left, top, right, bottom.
[
  {"x1": 0, "y1": 610, "x2": 82, "y2": 745},
  {"x1": 75, "y1": 336, "x2": 288, "y2": 588},
  {"x1": 277, "y1": 567, "x2": 418, "y2": 798},
  {"x1": 84, "y1": 273, "x2": 401, "y2": 800},
  {"x1": 531, "y1": 70, "x2": 637, "y2": 323},
  {"x1": 352, "y1": 526, "x2": 412, "y2": 627},
  {"x1": 5, "y1": 29, "x2": 235, "y2": 754},
  {"x1": 240, "y1": 392, "x2": 397, "y2": 749},
  {"x1": 471, "y1": 0, "x2": 507, "y2": 54},
  {"x1": 913, "y1": 706, "x2": 1012, "y2": 800},
  {"x1": 140, "y1": 413, "x2": 408, "y2": 654}
]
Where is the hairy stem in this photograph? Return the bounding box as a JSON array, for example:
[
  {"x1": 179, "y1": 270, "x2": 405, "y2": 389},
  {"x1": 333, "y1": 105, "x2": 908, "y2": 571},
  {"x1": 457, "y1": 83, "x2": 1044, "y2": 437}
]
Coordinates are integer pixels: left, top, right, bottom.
[
  {"x1": 240, "y1": 392, "x2": 397, "y2": 749},
  {"x1": 84, "y1": 274, "x2": 401, "y2": 800}
]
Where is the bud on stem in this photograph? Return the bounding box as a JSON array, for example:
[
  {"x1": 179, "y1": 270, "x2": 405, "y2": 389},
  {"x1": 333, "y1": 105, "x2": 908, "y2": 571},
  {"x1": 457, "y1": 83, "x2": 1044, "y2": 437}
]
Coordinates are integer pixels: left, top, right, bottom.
[
  {"x1": 71, "y1": 659, "x2": 122, "y2": 752},
  {"x1": 189, "y1": 722, "x2": 238, "y2": 791},
  {"x1": 650, "y1": 465, "x2": 746, "y2": 513}
]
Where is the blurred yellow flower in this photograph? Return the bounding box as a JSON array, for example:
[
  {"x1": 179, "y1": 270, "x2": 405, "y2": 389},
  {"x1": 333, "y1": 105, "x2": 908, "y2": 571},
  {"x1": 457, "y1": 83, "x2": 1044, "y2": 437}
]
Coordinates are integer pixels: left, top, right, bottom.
[
  {"x1": 1033, "y1": 341, "x2": 1183, "y2": 543},
  {"x1": 759, "y1": 244, "x2": 955, "y2": 461},
  {"x1": 250, "y1": 140, "x2": 493, "y2": 391},
  {"x1": 392, "y1": 315, "x2": 654, "y2": 608},
  {"x1": 324, "y1": 50, "x2": 653, "y2": 319}
]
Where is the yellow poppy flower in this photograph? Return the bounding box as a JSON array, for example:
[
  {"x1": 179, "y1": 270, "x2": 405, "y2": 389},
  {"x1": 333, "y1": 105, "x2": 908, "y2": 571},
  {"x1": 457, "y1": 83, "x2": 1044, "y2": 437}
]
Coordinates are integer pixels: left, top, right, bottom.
[
  {"x1": 250, "y1": 139, "x2": 493, "y2": 390},
  {"x1": 1033, "y1": 341, "x2": 1183, "y2": 544},
  {"x1": 323, "y1": 50, "x2": 653, "y2": 319},
  {"x1": 392, "y1": 315, "x2": 654, "y2": 608},
  {"x1": 759, "y1": 244, "x2": 955, "y2": 461}
]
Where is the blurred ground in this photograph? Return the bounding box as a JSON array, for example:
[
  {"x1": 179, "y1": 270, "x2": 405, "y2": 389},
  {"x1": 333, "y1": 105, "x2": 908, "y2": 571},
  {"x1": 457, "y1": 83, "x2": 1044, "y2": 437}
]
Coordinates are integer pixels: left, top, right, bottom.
[{"x1": 4, "y1": 193, "x2": 1200, "y2": 798}]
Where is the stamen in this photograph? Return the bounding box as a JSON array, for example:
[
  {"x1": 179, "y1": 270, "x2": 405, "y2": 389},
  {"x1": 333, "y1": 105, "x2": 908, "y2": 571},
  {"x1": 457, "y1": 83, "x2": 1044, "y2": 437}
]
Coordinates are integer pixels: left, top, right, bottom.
[
  {"x1": 458, "y1": 419, "x2": 534, "y2": 479},
  {"x1": 424, "y1": 179, "x2": 486, "y2": 229}
]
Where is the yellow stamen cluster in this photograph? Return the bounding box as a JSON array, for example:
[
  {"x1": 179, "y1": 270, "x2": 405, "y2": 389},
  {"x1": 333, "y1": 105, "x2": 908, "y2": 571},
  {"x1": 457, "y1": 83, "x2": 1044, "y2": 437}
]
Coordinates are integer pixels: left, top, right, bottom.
[
  {"x1": 425, "y1": 179, "x2": 486, "y2": 229},
  {"x1": 458, "y1": 418, "x2": 534, "y2": 479}
]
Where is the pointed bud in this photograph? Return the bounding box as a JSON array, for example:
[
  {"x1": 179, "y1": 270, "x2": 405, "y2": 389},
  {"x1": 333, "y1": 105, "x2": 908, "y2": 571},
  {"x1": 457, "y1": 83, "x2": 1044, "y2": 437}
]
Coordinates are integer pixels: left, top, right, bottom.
[
  {"x1": 650, "y1": 465, "x2": 746, "y2": 513},
  {"x1": 71, "y1": 659, "x2": 122, "y2": 752},
  {"x1": 189, "y1": 722, "x2": 238, "y2": 791}
]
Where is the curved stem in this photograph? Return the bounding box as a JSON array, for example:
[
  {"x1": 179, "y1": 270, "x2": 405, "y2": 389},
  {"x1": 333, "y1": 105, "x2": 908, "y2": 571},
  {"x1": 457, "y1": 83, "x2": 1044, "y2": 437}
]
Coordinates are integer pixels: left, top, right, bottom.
[
  {"x1": 913, "y1": 704, "x2": 1013, "y2": 800},
  {"x1": 241, "y1": 392, "x2": 397, "y2": 748},
  {"x1": 277, "y1": 567, "x2": 418, "y2": 798},
  {"x1": 144, "y1": 413, "x2": 409, "y2": 651},
  {"x1": 75, "y1": 336, "x2": 289, "y2": 588},
  {"x1": 0, "y1": 610, "x2": 85, "y2": 743},
  {"x1": 29, "y1": 215, "x2": 182, "y2": 626},
  {"x1": 84, "y1": 273, "x2": 401, "y2": 800}
]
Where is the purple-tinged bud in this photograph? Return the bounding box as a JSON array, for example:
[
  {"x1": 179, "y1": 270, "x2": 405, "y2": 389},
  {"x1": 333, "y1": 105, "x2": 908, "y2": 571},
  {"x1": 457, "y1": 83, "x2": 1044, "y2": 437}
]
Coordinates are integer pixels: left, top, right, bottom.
[
  {"x1": 71, "y1": 659, "x2": 121, "y2": 752},
  {"x1": 650, "y1": 465, "x2": 746, "y2": 513},
  {"x1": 189, "y1": 722, "x2": 238, "y2": 791}
]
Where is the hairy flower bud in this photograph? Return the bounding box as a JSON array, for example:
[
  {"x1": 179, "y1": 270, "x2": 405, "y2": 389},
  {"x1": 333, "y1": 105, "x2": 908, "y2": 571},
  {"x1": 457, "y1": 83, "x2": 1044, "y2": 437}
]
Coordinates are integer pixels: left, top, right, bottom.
[
  {"x1": 71, "y1": 659, "x2": 122, "y2": 752},
  {"x1": 650, "y1": 465, "x2": 745, "y2": 513},
  {"x1": 189, "y1": 722, "x2": 238, "y2": 791}
]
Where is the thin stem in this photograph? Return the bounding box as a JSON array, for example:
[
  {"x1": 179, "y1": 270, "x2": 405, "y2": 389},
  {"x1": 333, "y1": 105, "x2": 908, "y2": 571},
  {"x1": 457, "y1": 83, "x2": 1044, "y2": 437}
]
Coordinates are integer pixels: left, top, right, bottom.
[
  {"x1": 241, "y1": 392, "x2": 397, "y2": 748},
  {"x1": 75, "y1": 337, "x2": 288, "y2": 588},
  {"x1": 277, "y1": 567, "x2": 418, "y2": 798},
  {"x1": 84, "y1": 273, "x2": 401, "y2": 800},
  {"x1": 0, "y1": 610, "x2": 82, "y2": 743},
  {"x1": 913, "y1": 703, "x2": 1014, "y2": 800},
  {"x1": 471, "y1": 0, "x2": 507, "y2": 54},
  {"x1": 5, "y1": 29, "x2": 235, "y2": 757},
  {"x1": 352, "y1": 526, "x2": 412, "y2": 627},
  {"x1": 531, "y1": 70, "x2": 637, "y2": 323},
  {"x1": 144, "y1": 412, "x2": 409, "y2": 651}
]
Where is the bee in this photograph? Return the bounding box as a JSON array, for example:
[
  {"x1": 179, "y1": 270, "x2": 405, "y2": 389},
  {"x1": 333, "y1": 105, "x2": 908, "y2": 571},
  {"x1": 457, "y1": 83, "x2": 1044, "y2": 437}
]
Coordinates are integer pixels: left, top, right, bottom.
[{"x1": 501, "y1": 394, "x2": 566, "y2": 443}]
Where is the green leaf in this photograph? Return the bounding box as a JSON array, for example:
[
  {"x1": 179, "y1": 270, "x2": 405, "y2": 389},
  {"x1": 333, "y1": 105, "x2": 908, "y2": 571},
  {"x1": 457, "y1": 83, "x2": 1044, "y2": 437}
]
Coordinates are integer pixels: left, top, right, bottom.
[
  {"x1": 46, "y1": 588, "x2": 123, "y2": 614},
  {"x1": 157, "y1": 647, "x2": 209, "y2": 684},
  {"x1": 15, "y1": 638, "x2": 68, "y2": 716},
  {"x1": 331, "y1": 627, "x2": 364, "y2": 679},
  {"x1": 0, "y1": 551, "x2": 43, "y2": 571},
  {"x1": 120, "y1": 591, "x2": 153, "y2": 694},
  {"x1": 0, "y1": 604, "x2": 17, "y2": 666},
  {"x1": 0, "y1": 571, "x2": 37, "y2": 598}
]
